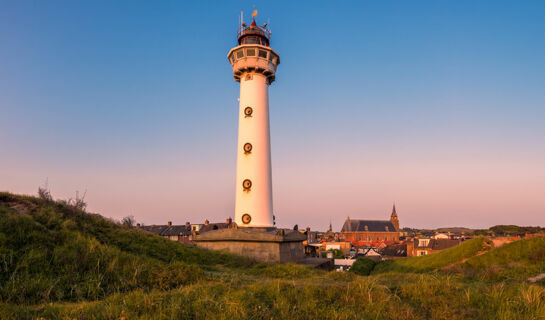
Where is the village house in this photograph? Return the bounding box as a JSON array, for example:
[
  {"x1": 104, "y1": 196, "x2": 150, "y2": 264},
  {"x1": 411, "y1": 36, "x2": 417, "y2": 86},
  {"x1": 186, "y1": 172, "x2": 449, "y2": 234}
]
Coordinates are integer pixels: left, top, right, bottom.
[
  {"x1": 407, "y1": 238, "x2": 461, "y2": 256},
  {"x1": 339, "y1": 205, "x2": 401, "y2": 248},
  {"x1": 139, "y1": 218, "x2": 235, "y2": 244},
  {"x1": 139, "y1": 221, "x2": 193, "y2": 244}
]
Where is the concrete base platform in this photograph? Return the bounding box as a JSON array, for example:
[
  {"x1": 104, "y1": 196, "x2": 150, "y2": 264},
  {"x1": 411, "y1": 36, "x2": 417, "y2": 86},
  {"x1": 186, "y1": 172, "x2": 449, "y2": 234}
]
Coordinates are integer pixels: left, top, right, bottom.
[{"x1": 192, "y1": 228, "x2": 306, "y2": 263}]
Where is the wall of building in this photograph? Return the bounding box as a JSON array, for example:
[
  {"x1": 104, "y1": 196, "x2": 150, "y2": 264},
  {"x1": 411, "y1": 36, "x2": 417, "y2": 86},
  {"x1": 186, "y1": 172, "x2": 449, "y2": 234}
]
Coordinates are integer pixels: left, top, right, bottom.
[
  {"x1": 341, "y1": 231, "x2": 400, "y2": 244},
  {"x1": 195, "y1": 240, "x2": 304, "y2": 263}
]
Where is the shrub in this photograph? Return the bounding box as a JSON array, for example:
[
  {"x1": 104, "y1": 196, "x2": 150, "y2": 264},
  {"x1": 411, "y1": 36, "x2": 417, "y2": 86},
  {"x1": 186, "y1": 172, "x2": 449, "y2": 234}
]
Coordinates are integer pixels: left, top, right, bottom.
[{"x1": 350, "y1": 257, "x2": 377, "y2": 275}]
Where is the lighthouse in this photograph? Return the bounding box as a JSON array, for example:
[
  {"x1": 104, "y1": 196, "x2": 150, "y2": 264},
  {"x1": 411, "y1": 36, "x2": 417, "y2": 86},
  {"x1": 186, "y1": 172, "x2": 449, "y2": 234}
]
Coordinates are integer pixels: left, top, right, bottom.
[
  {"x1": 192, "y1": 12, "x2": 305, "y2": 262},
  {"x1": 228, "y1": 12, "x2": 280, "y2": 228}
]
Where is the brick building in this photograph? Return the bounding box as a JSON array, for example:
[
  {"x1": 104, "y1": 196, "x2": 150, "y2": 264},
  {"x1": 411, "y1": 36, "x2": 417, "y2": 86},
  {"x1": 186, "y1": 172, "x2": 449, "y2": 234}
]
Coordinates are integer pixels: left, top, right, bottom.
[{"x1": 340, "y1": 205, "x2": 401, "y2": 247}]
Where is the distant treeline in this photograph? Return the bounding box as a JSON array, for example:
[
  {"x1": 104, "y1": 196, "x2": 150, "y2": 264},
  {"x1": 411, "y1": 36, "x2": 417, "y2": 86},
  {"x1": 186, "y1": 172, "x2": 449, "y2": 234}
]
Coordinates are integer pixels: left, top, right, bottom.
[
  {"x1": 475, "y1": 225, "x2": 545, "y2": 236},
  {"x1": 403, "y1": 225, "x2": 545, "y2": 236}
]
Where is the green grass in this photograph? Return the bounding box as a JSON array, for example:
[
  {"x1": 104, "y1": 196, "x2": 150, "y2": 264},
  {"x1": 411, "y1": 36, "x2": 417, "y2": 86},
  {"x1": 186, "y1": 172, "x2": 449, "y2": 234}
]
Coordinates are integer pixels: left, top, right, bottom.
[
  {"x1": 372, "y1": 237, "x2": 492, "y2": 274},
  {"x1": 1, "y1": 192, "x2": 544, "y2": 319},
  {"x1": 0, "y1": 192, "x2": 250, "y2": 304},
  {"x1": 461, "y1": 236, "x2": 545, "y2": 280}
]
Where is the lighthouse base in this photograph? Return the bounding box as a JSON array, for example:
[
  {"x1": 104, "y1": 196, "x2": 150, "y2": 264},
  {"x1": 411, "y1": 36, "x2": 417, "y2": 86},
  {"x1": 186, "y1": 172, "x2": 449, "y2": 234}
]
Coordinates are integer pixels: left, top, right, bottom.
[{"x1": 192, "y1": 228, "x2": 306, "y2": 263}]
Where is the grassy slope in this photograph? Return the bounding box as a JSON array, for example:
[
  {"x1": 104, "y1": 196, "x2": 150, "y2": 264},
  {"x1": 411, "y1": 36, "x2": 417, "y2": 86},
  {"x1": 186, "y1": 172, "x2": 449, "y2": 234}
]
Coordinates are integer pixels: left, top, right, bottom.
[
  {"x1": 461, "y1": 236, "x2": 545, "y2": 280},
  {"x1": 1, "y1": 192, "x2": 544, "y2": 319},
  {"x1": 372, "y1": 237, "x2": 492, "y2": 274},
  {"x1": 0, "y1": 192, "x2": 250, "y2": 304},
  {"x1": 372, "y1": 235, "x2": 545, "y2": 281}
]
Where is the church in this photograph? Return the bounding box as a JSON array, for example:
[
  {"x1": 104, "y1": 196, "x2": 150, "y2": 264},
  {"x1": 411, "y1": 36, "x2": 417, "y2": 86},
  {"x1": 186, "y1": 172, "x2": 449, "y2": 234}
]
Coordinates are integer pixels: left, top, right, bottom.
[{"x1": 339, "y1": 205, "x2": 401, "y2": 246}]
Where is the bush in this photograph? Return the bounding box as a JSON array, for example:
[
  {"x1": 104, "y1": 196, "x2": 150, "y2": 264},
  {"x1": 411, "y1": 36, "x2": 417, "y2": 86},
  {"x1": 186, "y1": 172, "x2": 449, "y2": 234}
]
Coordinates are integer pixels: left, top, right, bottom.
[{"x1": 350, "y1": 257, "x2": 377, "y2": 275}]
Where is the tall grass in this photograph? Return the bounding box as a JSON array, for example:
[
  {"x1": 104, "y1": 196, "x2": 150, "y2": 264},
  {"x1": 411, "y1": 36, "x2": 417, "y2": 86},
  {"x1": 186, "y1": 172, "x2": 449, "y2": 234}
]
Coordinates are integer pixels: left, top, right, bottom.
[{"x1": 1, "y1": 275, "x2": 544, "y2": 319}]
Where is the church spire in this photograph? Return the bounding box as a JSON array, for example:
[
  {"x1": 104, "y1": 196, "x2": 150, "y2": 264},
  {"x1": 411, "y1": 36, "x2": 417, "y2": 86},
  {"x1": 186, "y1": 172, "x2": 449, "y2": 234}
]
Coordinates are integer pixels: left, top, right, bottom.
[{"x1": 390, "y1": 203, "x2": 399, "y2": 231}]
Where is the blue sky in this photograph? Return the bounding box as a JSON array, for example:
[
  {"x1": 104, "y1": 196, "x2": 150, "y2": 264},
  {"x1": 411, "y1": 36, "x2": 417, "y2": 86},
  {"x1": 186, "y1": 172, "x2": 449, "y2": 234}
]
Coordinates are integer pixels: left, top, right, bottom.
[{"x1": 1, "y1": 1, "x2": 544, "y2": 230}]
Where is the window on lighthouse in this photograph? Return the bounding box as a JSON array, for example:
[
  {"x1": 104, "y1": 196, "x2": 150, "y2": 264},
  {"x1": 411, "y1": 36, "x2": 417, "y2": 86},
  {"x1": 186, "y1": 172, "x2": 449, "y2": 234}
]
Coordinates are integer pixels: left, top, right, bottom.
[
  {"x1": 246, "y1": 48, "x2": 256, "y2": 56},
  {"x1": 242, "y1": 36, "x2": 260, "y2": 44},
  {"x1": 258, "y1": 50, "x2": 267, "y2": 58},
  {"x1": 236, "y1": 50, "x2": 244, "y2": 59},
  {"x1": 244, "y1": 107, "x2": 253, "y2": 117},
  {"x1": 243, "y1": 179, "x2": 252, "y2": 190}
]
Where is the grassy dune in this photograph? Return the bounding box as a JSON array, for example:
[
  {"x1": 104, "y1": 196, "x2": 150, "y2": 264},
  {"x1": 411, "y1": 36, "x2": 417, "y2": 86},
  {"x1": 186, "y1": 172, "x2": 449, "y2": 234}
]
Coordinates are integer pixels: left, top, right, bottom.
[
  {"x1": 461, "y1": 236, "x2": 545, "y2": 281},
  {"x1": 0, "y1": 192, "x2": 249, "y2": 304},
  {"x1": 0, "y1": 192, "x2": 544, "y2": 319},
  {"x1": 372, "y1": 237, "x2": 493, "y2": 274}
]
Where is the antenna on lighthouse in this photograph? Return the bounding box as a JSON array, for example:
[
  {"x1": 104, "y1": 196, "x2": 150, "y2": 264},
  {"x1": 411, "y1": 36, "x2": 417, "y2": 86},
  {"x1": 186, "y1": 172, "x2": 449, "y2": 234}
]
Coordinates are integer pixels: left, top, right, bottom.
[{"x1": 240, "y1": 10, "x2": 243, "y2": 27}]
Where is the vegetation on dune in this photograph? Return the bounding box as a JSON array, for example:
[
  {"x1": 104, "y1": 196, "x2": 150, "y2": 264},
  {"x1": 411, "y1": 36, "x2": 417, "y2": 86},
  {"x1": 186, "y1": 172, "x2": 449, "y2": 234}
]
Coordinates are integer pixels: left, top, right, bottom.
[
  {"x1": 350, "y1": 257, "x2": 377, "y2": 276},
  {"x1": 0, "y1": 192, "x2": 250, "y2": 304},
  {"x1": 372, "y1": 237, "x2": 492, "y2": 274},
  {"x1": 1, "y1": 273, "x2": 544, "y2": 320},
  {"x1": 461, "y1": 236, "x2": 545, "y2": 280},
  {"x1": 250, "y1": 263, "x2": 317, "y2": 279},
  {"x1": 1, "y1": 191, "x2": 545, "y2": 319}
]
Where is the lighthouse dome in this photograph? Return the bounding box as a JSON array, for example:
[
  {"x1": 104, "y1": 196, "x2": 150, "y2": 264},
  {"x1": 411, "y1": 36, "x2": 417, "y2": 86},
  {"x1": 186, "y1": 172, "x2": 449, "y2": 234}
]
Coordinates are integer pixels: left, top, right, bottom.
[{"x1": 238, "y1": 20, "x2": 270, "y2": 46}]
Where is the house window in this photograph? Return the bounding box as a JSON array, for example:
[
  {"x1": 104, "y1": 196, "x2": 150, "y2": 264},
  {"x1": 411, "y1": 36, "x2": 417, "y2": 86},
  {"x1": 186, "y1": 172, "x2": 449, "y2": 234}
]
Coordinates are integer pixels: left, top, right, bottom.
[
  {"x1": 367, "y1": 236, "x2": 370, "y2": 241},
  {"x1": 418, "y1": 239, "x2": 430, "y2": 247},
  {"x1": 417, "y1": 250, "x2": 427, "y2": 256}
]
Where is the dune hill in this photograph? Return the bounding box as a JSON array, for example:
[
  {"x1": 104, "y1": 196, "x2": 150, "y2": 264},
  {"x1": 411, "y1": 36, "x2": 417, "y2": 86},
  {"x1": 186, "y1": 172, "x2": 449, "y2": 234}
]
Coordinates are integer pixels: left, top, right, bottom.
[{"x1": 1, "y1": 192, "x2": 544, "y2": 320}]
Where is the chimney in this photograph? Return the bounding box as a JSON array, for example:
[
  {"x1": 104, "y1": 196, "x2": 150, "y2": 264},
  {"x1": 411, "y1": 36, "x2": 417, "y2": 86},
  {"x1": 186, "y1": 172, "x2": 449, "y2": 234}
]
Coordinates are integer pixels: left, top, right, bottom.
[
  {"x1": 185, "y1": 221, "x2": 190, "y2": 227},
  {"x1": 226, "y1": 217, "x2": 232, "y2": 224},
  {"x1": 168, "y1": 221, "x2": 172, "y2": 226},
  {"x1": 205, "y1": 219, "x2": 209, "y2": 225}
]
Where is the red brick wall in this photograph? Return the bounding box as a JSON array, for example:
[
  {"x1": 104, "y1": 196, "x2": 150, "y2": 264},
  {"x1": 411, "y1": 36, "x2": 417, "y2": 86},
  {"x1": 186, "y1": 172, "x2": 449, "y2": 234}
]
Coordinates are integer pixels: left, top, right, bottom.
[{"x1": 340, "y1": 231, "x2": 400, "y2": 247}]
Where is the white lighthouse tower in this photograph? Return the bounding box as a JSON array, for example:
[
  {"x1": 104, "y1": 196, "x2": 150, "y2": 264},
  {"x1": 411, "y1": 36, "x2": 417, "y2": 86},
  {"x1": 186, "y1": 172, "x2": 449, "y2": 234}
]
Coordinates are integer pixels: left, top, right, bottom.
[{"x1": 228, "y1": 12, "x2": 280, "y2": 228}]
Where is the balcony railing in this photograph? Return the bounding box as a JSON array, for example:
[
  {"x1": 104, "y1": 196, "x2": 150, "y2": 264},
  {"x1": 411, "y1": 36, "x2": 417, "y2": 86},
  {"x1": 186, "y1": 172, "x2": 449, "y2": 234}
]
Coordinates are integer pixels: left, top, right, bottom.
[{"x1": 237, "y1": 25, "x2": 271, "y2": 40}]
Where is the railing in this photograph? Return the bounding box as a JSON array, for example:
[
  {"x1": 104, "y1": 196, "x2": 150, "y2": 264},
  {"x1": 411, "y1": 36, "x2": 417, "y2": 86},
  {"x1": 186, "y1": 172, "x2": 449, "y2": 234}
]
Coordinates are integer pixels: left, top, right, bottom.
[{"x1": 237, "y1": 24, "x2": 271, "y2": 40}]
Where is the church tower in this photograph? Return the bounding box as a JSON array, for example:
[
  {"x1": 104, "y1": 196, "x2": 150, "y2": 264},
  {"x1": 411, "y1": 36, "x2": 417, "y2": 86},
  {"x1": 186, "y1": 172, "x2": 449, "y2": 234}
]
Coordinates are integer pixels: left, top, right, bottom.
[
  {"x1": 228, "y1": 11, "x2": 280, "y2": 227},
  {"x1": 390, "y1": 204, "x2": 400, "y2": 231}
]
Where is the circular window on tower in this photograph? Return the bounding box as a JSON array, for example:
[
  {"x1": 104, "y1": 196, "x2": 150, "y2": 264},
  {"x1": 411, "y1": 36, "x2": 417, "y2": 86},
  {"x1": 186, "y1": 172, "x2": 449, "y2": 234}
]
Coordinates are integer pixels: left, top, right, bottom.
[
  {"x1": 243, "y1": 143, "x2": 252, "y2": 153},
  {"x1": 242, "y1": 214, "x2": 252, "y2": 224},
  {"x1": 242, "y1": 179, "x2": 252, "y2": 190},
  {"x1": 244, "y1": 107, "x2": 253, "y2": 117}
]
